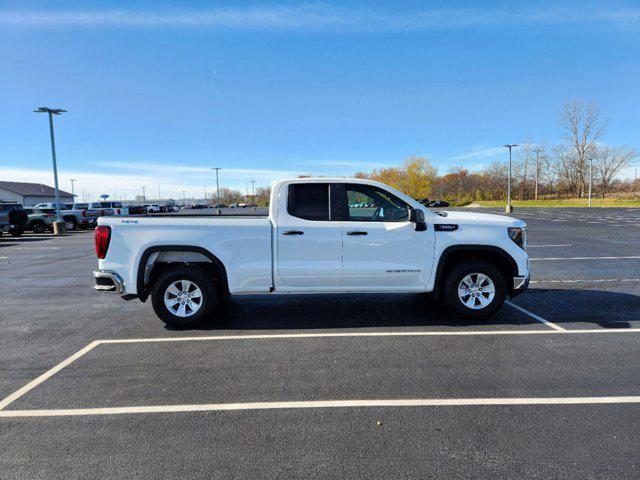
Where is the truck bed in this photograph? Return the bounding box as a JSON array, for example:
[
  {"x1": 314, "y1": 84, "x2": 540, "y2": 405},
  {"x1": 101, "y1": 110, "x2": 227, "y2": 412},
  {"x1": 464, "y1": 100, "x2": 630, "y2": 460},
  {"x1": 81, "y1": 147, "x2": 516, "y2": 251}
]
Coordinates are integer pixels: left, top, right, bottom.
[{"x1": 99, "y1": 215, "x2": 274, "y2": 294}]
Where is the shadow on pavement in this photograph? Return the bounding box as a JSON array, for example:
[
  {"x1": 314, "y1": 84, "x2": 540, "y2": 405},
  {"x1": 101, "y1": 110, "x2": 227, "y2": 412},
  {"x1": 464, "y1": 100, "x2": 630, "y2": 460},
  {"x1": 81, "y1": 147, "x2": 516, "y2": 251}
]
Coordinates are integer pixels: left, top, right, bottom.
[
  {"x1": 510, "y1": 288, "x2": 640, "y2": 329},
  {"x1": 172, "y1": 292, "x2": 536, "y2": 331},
  {"x1": 0, "y1": 236, "x2": 53, "y2": 244},
  {"x1": 166, "y1": 288, "x2": 640, "y2": 331}
]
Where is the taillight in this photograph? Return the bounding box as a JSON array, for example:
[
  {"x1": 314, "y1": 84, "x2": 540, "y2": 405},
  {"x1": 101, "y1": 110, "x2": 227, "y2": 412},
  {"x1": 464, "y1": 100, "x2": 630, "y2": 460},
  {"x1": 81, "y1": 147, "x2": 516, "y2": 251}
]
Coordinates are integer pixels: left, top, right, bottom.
[
  {"x1": 95, "y1": 226, "x2": 111, "y2": 259},
  {"x1": 116, "y1": 209, "x2": 121, "y2": 214},
  {"x1": 82, "y1": 210, "x2": 87, "y2": 217}
]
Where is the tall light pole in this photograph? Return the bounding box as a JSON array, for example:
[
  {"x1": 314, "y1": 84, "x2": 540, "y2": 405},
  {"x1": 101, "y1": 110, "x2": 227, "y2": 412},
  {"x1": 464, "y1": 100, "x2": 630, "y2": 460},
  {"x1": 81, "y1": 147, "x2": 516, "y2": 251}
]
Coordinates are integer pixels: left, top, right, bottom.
[
  {"x1": 211, "y1": 168, "x2": 222, "y2": 206},
  {"x1": 70, "y1": 179, "x2": 76, "y2": 201},
  {"x1": 533, "y1": 147, "x2": 542, "y2": 201},
  {"x1": 250, "y1": 180, "x2": 256, "y2": 197},
  {"x1": 503, "y1": 144, "x2": 518, "y2": 213},
  {"x1": 182, "y1": 190, "x2": 186, "y2": 206},
  {"x1": 204, "y1": 185, "x2": 207, "y2": 201},
  {"x1": 34, "y1": 107, "x2": 66, "y2": 226},
  {"x1": 141, "y1": 186, "x2": 147, "y2": 201}
]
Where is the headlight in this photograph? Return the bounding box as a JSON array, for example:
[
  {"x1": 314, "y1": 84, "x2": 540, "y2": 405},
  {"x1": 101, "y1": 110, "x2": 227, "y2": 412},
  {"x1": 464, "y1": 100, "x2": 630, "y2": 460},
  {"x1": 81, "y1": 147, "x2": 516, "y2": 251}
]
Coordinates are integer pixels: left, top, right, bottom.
[{"x1": 508, "y1": 227, "x2": 527, "y2": 250}]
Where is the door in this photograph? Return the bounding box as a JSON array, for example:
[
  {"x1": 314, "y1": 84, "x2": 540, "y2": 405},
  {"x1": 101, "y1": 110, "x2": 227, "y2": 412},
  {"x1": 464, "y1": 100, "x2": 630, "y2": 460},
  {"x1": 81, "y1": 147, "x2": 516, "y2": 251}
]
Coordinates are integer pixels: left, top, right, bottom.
[
  {"x1": 276, "y1": 183, "x2": 342, "y2": 288},
  {"x1": 340, "y1": 183, "x2": 435, "y2": 288}
]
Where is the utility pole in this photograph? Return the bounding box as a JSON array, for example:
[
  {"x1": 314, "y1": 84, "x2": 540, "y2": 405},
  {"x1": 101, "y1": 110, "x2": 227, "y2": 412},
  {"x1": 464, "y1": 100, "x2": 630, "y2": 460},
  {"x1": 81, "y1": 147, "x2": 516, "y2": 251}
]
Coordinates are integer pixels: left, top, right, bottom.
[
  {"x1": 158, "y1": 186, "x2": 161, "y2": 201},
  {"x1": 250, "y1": 180, "x2": 256, "y2": 197},
  {"x1": 141, "y1": 186, "x2": 147, "y2": 201},
  {"x1": 34, "y1": 107, "x2": 67, "y2": 232},
  {"x1": 211, "y1": 168, "x2": 222, "y2": 206},
  {"x1": 503, "y1": 144, "x2": 518, "y2": 213},
  {"x1": 204, "y1": 185, "x2": 207, "y2": 201},
  {"x1": 182, "y1": 190, "x2": 186, "y2": 206},
  {"x1": 70, "y1": 179, "x2": 76, "y2": 201},
  {"x1": 533, "y1": 147, "x2": 542, "y2": 201}
]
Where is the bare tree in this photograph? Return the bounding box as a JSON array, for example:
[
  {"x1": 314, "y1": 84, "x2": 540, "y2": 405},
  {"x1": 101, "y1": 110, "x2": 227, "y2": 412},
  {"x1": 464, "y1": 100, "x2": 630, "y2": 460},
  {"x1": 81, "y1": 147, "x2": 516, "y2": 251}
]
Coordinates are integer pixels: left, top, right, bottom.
[
  {"x1": 560, "y1": 99, "x2": 606, "y2": 197},
  {"x1": 516, "y1": 140, "x2": 533, "y2": 200},
  {"x1": 592, "y1": 145, "x2": 638, "y2": 197}
]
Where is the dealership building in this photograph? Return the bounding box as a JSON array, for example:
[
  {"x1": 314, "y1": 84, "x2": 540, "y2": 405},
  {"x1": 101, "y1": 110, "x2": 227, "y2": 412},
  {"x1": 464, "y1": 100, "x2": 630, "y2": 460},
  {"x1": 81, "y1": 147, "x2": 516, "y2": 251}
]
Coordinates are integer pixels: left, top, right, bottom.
[{"x1": 0, "y1": 181, "x2": 75, "y2": 206}]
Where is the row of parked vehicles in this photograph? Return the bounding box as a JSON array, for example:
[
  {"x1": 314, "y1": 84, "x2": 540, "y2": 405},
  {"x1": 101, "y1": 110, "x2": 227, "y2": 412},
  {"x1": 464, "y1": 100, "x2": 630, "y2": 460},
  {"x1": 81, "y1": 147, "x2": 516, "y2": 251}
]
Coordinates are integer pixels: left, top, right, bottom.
[{"x1": 0, "y1": 201, "x2": 180, "y2": 236}]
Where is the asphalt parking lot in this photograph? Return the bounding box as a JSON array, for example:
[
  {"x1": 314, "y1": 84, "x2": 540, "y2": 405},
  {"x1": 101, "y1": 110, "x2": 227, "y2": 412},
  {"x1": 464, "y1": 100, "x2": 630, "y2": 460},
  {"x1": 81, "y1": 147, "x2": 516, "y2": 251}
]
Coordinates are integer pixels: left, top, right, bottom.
[{"x1": 1, "y1": 207, "x2": 639, "y2": 479}]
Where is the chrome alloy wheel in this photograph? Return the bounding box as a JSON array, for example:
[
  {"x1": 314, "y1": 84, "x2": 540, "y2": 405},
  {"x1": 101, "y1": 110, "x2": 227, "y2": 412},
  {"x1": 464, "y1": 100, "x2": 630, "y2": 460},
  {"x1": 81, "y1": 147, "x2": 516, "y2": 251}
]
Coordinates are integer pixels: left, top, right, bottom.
[
  {"x1": 164, "y1": 280, "x2": 203, "y2": 317},
  {"x1": 457, "y1": 273, "x2": 496, "y2": 310}
]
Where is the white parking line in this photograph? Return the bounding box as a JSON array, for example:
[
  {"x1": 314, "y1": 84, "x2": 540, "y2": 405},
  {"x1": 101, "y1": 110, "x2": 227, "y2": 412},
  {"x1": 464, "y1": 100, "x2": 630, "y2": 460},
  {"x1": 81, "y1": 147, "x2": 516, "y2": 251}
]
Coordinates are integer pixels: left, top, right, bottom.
[
  {"x1": 531, "y1": 278, "x2": 640, "y2": 284},
  {"x1": 505, "y1": 301, "x2": 565, "y2": 331},
  {"x1": 531, "y1": 256, "x2": 640, "y2": 261},
  {"x1": 527, "y1": 244, "x2": 572, "y2": 248},
  {"x1": 4, "y1": 328, "x2": 640, "y2": 414},
  {"x1": 0, "y1": 341, "x2": 100, "y2": 411},
  {"x1": 3, "y1": 396, "x2": 640, "y2": 418}
]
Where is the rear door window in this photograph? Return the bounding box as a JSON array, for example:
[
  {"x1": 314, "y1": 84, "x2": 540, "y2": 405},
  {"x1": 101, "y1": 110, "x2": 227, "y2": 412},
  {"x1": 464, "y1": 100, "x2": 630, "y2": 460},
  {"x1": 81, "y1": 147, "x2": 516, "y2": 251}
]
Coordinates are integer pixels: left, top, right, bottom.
[{"x1": 287, "y1": 183, "x2": 332, "y2": 221}]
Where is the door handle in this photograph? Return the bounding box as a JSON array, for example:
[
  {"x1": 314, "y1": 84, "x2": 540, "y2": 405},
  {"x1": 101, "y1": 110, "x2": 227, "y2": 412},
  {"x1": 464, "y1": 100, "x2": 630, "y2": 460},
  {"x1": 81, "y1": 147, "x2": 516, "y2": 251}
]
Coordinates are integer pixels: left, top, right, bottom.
[
  {"x1": 346, "y1": 231, "x2": 368, "y2": 236},
  {"x1": 283, "y1": 230, "x2": 304, "y2": 235}
]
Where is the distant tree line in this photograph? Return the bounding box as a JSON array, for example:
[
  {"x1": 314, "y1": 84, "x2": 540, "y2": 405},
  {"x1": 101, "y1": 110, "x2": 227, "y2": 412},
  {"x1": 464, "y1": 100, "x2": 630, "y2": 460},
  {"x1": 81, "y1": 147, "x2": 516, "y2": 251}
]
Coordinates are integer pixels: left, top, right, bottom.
[{"x1": 356, "y1": 99, "x2": 638, "y2": 204}]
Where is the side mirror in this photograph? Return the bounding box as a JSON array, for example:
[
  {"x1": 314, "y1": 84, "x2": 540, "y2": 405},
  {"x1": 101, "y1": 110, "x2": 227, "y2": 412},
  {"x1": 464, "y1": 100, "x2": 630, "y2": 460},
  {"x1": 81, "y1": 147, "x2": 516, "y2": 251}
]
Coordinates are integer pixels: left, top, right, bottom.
[{"x1": 409, "y1": 208, "x2": 427, "y2": 232}]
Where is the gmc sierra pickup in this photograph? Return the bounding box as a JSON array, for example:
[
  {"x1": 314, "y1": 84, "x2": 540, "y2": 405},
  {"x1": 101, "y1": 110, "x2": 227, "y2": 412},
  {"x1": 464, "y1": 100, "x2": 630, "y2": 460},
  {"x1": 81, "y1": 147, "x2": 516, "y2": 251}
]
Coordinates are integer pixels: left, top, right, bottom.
[{"x1": 93, "y1": 178, "x2": 529, "y2": 327}]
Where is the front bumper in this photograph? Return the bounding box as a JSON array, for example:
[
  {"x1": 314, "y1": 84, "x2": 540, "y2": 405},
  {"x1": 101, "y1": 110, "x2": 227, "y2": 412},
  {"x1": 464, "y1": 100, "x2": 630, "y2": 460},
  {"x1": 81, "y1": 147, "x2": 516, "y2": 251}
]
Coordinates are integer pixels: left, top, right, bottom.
[
  {"x1": 511, "y1": 274, "x2": 530, "y2": 297},
  {"x1": 93, "y1": 270, "x2": 124, "y2": 294}
]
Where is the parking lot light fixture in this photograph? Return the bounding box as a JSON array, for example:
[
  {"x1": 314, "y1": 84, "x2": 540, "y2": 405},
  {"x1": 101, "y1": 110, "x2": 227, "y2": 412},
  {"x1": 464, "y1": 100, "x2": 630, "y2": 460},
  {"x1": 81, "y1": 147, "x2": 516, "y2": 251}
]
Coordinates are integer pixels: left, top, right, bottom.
[
  {"x1": 34, "y1": 107, "x2": 67, "y2": 226},
  {"x1": 503, "y1": 144, "x2": 518, "y2": 213},
  {"x1": 212, "y1": 168, "x2": 222, "y2": 206}
]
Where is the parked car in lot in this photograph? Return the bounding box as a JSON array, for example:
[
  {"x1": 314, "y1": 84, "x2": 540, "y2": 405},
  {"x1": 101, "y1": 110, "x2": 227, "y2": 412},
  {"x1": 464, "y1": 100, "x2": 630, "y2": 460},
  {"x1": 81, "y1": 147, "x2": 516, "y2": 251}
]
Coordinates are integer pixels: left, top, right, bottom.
[
  {"x1": 24, "y1": 208, "x2": 57, "y2": 233},
  {"x1": 211, "y1": 203, "x2": 228, "y2": 208},
  {"x1": 94, "y1": 177, "x2": 529, "y2": 328},
  {"x1": 0, "y1": 203, "x2": 28, "y2": 237},
  {"x1": 86, "y1": 201, "x2": 136, "y2": 216},
  {"x1": 428, "y1": 200, "x2": 450, "y2": 208},
  {"x1": 31, "y1": 203, "x2": 94, "y2": 231},
  {"x1": 229, "y1": 203, "x2": 239, "y2": 208},
  {"x1": 63, "y1": 204, "x2": 98, "y2": 229},
  {"x1": 142, "y1": 204, "x2": 161, "y2": 213}
]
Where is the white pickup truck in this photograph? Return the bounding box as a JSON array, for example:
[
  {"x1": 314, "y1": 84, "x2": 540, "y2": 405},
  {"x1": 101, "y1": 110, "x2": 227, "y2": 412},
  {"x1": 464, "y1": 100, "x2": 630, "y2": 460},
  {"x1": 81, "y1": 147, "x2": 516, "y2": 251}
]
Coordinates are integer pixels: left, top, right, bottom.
[{"x1": 94, "y1": 177, "x2": 529, "y2": 327}]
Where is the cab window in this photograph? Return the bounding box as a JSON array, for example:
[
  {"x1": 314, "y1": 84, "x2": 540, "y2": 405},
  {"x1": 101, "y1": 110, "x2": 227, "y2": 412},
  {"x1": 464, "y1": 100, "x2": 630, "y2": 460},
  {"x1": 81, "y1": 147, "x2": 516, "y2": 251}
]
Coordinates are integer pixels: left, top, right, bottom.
[
  {"x1": 344, "y1": 184, "x2": 409, "y2": 222},
  {"x1": 288, "y1": 183, "x2": 332, "y2": 221}
]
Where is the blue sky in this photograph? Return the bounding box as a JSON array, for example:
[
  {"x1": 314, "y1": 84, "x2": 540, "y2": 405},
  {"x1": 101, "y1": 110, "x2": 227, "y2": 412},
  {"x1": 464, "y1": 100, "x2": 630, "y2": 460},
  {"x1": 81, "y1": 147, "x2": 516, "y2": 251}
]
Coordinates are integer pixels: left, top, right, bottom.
[{"x1": 0, "y1": 1, "x2": 639, "y2": 200}]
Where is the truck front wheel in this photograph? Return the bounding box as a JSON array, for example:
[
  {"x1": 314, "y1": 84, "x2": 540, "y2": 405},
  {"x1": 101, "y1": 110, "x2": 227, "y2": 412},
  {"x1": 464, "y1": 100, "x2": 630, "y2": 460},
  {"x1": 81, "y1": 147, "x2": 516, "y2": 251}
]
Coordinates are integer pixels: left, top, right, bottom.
[
  {"x1": 442, "y1": 259, "x2": 506, "y2": 318},
  {"x1": 151, "y1": 266, "x2": 218, "y2": 328}
]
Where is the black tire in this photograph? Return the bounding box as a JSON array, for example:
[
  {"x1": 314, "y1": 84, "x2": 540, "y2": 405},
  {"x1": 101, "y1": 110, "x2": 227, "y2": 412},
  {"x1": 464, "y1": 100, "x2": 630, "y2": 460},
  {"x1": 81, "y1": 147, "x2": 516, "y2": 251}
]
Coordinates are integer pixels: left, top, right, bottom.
[
  {"x1": 151, "y1": 265, "x2": 218, "y2": 328},
  {"x1": 9, "y1": 226, "x2": 24, "y2": 237},
  {"x1": 31, "y1": 221, "x2": 46, "y2": 234},
  {"x1": 442, "y1": 259, "x2": 507, "y2": 318}
]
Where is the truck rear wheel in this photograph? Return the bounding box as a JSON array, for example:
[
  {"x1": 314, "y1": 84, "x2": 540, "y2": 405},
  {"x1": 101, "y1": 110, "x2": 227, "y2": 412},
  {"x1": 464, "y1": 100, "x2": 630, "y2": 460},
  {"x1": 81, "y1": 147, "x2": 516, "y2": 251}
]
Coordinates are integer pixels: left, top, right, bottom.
[
  {"x1": 151, "y1": 265, "x2": 218, "y2": 328},
  {"x1": 442, "y1": 259, "x2": 506, "y2": 318}
]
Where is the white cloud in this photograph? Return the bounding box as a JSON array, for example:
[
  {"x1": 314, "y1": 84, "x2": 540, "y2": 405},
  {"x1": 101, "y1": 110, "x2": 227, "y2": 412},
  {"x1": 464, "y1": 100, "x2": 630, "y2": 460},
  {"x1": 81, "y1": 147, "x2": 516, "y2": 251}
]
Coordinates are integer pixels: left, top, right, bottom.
[
  {"x1": 0, "y1": 5, "x2": 638, "y2": 31},
  {"x1": 96, "y1": 161, "x2": 302, "y2": 179},
  {"x1": 438, "y1": 146, "x2": 506, "y2": 163}
]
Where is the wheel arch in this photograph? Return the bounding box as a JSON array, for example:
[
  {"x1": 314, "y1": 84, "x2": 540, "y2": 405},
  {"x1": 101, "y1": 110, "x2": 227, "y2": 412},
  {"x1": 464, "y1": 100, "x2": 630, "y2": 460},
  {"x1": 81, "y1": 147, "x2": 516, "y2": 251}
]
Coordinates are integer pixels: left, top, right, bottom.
[
  {"x1": 433, "y1": 245, "x2": 518, "y2": 298},
  {"x1": 136, "y1": 245, "x2": 229, "y2": 302}
]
